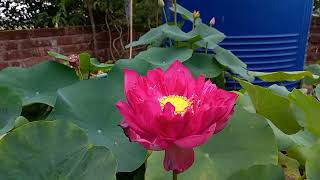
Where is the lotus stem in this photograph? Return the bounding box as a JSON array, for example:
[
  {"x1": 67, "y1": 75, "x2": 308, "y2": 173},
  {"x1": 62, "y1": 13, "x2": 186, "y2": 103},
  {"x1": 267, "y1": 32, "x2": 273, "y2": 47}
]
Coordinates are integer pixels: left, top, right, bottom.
[
  {"x1": 129, "y1": 0, "x2": 133, "y2": 59},
  {"x1": 173, "y1": 172, "x2": 178, "y2": 180},
  {"x1": 205, "y1": 42, "x2": 208, "y2": 54},
  {"x1": 163, "y1": 7, "x2": 168, "y2": 23},
  {"x1": 173, "y1": 0, "x2": 177, "y2": 25}
]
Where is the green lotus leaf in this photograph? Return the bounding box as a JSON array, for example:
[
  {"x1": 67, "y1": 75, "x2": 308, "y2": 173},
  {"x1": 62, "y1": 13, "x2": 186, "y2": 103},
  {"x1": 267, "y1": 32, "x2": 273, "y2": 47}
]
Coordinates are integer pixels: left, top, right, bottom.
[
  {"x1": 145, "y1": 107, "x2": 278, "y2": 180},
  {"x1": 0, "y1": 121, "x2": 117, "y2": 180},
  {"x1": 0, "y1": 61, "x2": 79, "y2": 106}
]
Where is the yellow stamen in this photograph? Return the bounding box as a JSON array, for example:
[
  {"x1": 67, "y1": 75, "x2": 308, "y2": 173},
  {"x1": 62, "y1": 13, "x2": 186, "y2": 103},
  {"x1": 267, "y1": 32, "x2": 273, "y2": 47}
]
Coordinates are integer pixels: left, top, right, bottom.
[{"x1": 159, "y1": 95, "x2": 191, "y2": 114}]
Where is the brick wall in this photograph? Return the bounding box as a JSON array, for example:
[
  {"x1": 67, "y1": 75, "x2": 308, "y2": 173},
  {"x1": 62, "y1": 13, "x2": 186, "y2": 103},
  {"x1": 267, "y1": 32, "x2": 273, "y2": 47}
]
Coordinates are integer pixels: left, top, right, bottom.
[
  {"x1": 307, "y1": 16, "x2": 320, "y2": 64},
  {"x1": 0, "y1": 26, "x2": 142, "y2": 69},
  {"x1": 1, "y1": 19, "x2": 320, "y2": 69}
]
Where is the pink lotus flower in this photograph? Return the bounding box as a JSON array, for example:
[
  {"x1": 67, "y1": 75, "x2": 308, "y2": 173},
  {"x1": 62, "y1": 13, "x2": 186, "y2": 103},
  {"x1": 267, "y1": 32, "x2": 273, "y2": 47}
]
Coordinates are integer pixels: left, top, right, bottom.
[{"x1": 117, "y1": 60, "x2": 238, "y2": 173}]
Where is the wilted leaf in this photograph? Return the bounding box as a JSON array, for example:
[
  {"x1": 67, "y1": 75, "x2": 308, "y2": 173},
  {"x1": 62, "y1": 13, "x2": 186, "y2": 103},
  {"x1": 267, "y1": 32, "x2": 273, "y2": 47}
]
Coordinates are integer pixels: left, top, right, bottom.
[{"x1": 278, "y1": 152, "x2": 301, "y2": 180}]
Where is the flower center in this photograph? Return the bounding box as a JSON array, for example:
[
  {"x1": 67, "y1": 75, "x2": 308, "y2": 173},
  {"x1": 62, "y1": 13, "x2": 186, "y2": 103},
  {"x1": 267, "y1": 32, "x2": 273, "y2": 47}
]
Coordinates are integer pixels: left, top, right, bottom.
[{"x1": 159, "y1": 95, "x2": 191, "y2": 114}]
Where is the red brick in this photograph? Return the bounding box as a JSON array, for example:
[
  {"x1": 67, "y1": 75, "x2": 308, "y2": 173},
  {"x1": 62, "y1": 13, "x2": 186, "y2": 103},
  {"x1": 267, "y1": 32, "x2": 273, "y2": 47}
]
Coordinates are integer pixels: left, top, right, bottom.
[
  {"x1": 309, "y1": 34, "x2": 320, "y2": 43},
  {"x1": 0, "y1": 30, "x2": 30, "y2": 40},
  {"x1": 30, "y1": 28, "x2": 62, "y2": 38},
  {"x1": 5, "y1": 51, "x2": 19, "y2": 61},
  {"x1": 32, "y1": 39, "x2": 53, "y2": 47},
  {"x1": 0, "y1": 52, "x2": 8, "y2": 61},
  {"x1": 95, "y1": 32, "x2": 108, "y2": 41},
  {"x1": 97, "y1": 41, "x2": 108, "y2": 49},
  {"x1": 19, "y1": 39, "x2": 34, "y2": 49},
  {"x1": 6, "y1": 50, "x2": 34, "y2": 61},
  {"x1": 0, "y1": 41, "x2": 18, "y2": 51},
  {"x1": 77, "y1": 43, "x2": 92, "y2": 51},
  {"x1": 0, "y1": 26, "x2": 147, "y2": 67},
  {"x1": 312, "y1": 16, "x2": 320, "y2": 26},
  {"x1": 8, "y1": 61, "x2": 21, "y2": 67},
  {"x1": 73, "y1": 34, "x2": 92, "y2": 44},
  {"x1": 60, "y1": 45, "x2": 78, "y2": 53},
  {"x1": 19, "y1": 58, "x2": 44, "y2": 67},
  {"x1": 65, "y1": 26, "x2": 92, "y2": 35},
  {"x1": 32, "y1": 47, "x2": 55, "y2": 57},
  {"x1": 57, "y1": 36, "x2": 74, "y2": 45},
  {"x1": 0, "y1": 62, "x2": 9, "y2": 69}
]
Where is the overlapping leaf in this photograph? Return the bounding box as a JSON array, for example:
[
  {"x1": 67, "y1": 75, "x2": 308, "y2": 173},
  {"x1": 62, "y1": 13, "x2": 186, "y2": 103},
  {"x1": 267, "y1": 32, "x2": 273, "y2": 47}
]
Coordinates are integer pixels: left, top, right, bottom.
[
  {"x1": 169, "y1": 3, "x2": 194, "y2": 22},
  {"x1": 0, "y1": 86, "x2": 22, "y2": 135},
  {"x1": 238, "y1": 79, "x2": 302, "y2": 134},
  {"x1": 48, "y1": 51, "x2": 69, "y2": 61},
  {"x1": 49, "y1": 77, "x2": 146, "y2": 172},
  {"x1": 249, "y1": 71, "x2": 318, "y2": 82},
  {"x1": 227, "y1": 164, "x2": 284, "y2": 180},
  {"x1": 0, "y1": 61, "x2": 79, "y2": 106},
  {"x1": 289, "y1": 89, "x2": 320, "y2": 136},
  {"x1": 135, "y1": 47, "x2": 193, "y2": 69},
  {"x1": 316, "y1": 84, "x2": 320, "y2": 100},
  {"x1": 145, "y1": 107, "x2": 278, "y2": 180},
  {"x1": 191, "y1": 23, "x2": 225, "y2": 50},
  {"x1": 183, "y1": 53, "x2": 223, "y2": 78},
  {"x1": 126, "y1": 24, "x2": 198, "y2": 48},
  {"x1": 306, "y1": 142, "x2": 320, "y2": 180},
  {"x1": 269, "y1": 121, "x2": 317, "y2": 150},
  {"x1": 0, "y1": 121, "x2": 117, "y2": 180},
  {"x1": 214, "y1": 47, "x2": 254, "y2": 81}
]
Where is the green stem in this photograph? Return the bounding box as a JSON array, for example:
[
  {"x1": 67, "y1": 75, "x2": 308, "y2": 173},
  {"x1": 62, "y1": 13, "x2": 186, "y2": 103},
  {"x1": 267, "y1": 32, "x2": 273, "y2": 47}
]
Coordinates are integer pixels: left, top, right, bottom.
[
  {"x1": 163, "y1": 8, "x2": 173, "y2": 47},
  {"x1": 192, "y1": 18, "x2": 195, "y2": 30},
  {"x1": 162, "y1": 8, "x2": 168, "y2": 23},
  {"x1": 173, "y1": 0, "x2": 177, "y2": 25},
  {"x1": 173, "y1": 172, "x2": 178, "y2": 180},
  {"x1": 129, "y1": 0, "x2": 133, "y2": 59},
  {"x1": 205, "y1": 42, "x2": 208, "y2": 54}
]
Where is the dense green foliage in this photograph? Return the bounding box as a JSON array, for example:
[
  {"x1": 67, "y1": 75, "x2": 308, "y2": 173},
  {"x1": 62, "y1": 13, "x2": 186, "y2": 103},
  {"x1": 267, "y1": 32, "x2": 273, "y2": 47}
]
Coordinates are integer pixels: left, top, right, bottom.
[
  {"x1": 314, "y1": 0, "x2": 320, "y2": 16},
  {"x1": 0, "y1": 0, "x2": 160, "y2": 30}
]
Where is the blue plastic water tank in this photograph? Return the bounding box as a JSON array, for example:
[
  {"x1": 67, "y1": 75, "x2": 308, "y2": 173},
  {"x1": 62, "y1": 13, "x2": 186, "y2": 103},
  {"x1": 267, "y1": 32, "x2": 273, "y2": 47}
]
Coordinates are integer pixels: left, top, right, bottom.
[{"x1": 165, "y1": 0, "x2": 313, "y2": 89}]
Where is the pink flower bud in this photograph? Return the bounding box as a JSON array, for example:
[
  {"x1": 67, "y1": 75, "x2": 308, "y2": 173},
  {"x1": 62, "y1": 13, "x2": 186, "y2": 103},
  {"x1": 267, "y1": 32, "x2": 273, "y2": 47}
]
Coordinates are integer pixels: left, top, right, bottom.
[
  {"x1": 68, "y1": 54, "x2": 80, "y2": 68},
  {"x1": 210, "y1": 17, "x2": 216, "y2": 26}
]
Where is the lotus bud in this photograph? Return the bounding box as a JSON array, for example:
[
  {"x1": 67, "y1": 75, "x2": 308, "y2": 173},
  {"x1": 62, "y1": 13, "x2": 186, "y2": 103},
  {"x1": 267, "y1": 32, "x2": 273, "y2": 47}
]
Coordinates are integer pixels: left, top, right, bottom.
[
  {"x1": 209, "y1": 17, "x2": 216, "y2": 26},
  {"x1": 158, "y1": 0, "x2": 164, "y2": 7},
  {"x1": 68, "y1": 54, "x2": 80, "y2": 68},
  {"x1": 192, "y1": 10, "x2": 200, "y2": 19}
]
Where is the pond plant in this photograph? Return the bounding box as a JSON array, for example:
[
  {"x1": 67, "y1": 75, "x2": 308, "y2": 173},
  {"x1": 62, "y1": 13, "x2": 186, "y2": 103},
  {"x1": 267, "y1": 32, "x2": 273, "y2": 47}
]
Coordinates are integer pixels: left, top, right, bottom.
[{"x1": 0, "y1": 3, "x2": 320, "y2": 180}]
